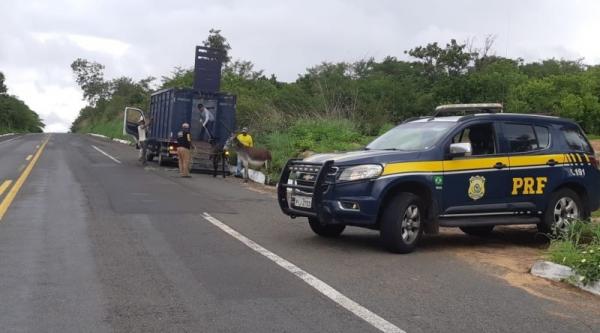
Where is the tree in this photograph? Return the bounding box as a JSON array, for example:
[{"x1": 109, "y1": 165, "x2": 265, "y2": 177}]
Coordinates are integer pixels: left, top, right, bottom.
[
  {"x1": 202, "y1": 29, "x2": 232, "y2": 63},
  {"x1": 70, "y1": 58, "x2": 110, "y2": 105},
  {"x1": 0, "y1": 71, "x2": 6, "y2": 94}
]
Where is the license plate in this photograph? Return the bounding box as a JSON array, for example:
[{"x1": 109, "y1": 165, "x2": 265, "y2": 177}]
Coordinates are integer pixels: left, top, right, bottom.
[{"x1": 293, "y1": 196, "x2": 312, "y2": 208}]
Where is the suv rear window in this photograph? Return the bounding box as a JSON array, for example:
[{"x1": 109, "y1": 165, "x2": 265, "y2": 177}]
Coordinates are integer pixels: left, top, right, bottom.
[
  {"x1": 503, "y1": 123, "x2": 550, "y2": 153},
  {"x1": 561, "y1": 127, "x2": 593, "y2": 153}
]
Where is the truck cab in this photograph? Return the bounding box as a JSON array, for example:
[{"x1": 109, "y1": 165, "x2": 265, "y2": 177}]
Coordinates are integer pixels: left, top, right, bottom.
[{"x1": 277, "y1": 104, "x2": 600, "y2": 253}]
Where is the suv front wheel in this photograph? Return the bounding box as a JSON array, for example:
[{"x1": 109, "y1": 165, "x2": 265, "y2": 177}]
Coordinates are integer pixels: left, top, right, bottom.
[
  {"x1": 538, "y1": 188, "x2": 585, "y2": 234},
  {"x1": 380, "y1": 192, "x2": 424, "y2": 253}
]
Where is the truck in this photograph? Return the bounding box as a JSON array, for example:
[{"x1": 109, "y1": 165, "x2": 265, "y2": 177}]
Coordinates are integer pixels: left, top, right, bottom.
[{"x1": 124, "y1": 46, "x2": 236, "y2": 175}]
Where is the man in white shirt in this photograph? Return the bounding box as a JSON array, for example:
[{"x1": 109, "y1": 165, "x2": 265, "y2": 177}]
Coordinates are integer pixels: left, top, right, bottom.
[
  {"x1": 198, "y1": 103, "x2": 215, "y2": 141},
  {"x1": 137, "y1": 118, "x2": 148, "y2": 165}
]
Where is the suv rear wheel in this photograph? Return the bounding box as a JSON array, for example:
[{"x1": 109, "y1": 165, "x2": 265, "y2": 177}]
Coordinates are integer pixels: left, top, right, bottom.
[
  {"x1": 308, "y1": 217, "x2": 345, "y2": 237},
  {"x1": 538, "y1": 188, "x2": 584, "y2": 234},
  {"x1": 380, "y1": 192, "x2": 424, "y2": 253}
]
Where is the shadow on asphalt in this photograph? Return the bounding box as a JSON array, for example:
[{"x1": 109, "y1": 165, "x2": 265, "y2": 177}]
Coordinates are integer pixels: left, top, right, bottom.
[{"x1": 295, "y1": 226, "x2": 550, "y2": 254}]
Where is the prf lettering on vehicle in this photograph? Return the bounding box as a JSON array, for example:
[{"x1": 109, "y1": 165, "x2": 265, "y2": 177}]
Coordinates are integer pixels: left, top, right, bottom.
[{"x1": 511, "y1": 177, "x2": 547, "y2": 195}]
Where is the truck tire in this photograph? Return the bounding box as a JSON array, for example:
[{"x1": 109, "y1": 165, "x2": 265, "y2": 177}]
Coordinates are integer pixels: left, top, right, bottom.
[
  {"x1": 459, "y1": 225, "x2": 494, "y2": 236},
  {"x1": 538, "y1": 188, "x2": 585, "y2": 234},
  {"x1": 308, "y1": 217, "x2": 345, "y2": 237},
  {"x1": 146, "y1": 153, "x2": 154, "y2": 161},
  {"x1": 380, "y1": 192, "x2": 424, "y2": 254}
]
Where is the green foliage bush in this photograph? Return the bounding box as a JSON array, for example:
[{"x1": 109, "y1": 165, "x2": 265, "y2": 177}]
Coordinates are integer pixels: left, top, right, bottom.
[{"x1": 547, "y1": 221, "x2": 600, "y2": 285}]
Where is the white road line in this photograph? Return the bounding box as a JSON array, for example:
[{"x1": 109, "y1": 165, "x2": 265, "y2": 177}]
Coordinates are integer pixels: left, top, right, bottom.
[
  {"x1": 0, "y1": 137, "x2": 18, "y2": 145},
  {"x1": 201, "y1": 212, "x2": 405, "y2": 333},
  {"x1": 25, "y1": 154, "x2": 32, "y2": 161},
  {"x1": 91, "y1": 145, "x2": 122, "y2": 164}
]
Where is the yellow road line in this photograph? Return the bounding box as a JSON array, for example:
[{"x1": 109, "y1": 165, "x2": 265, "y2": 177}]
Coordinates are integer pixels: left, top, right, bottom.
[
  {"x1": 0, "y1": 135, "x2": 51, "y2": 221},
  {"x1": 26, "y1": 154, "x2": 32, "y2": 161},
  {"x1": 0, "y1": 180, "x2": 12, "y2": 197}
]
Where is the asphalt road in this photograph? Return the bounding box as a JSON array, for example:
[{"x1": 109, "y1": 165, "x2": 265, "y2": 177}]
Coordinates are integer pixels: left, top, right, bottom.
[{"x1": 0, "y1": 133, "x2": 598, "y2": 332}]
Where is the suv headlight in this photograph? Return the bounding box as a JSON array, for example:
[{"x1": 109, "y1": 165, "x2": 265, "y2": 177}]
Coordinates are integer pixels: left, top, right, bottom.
[{"x1": 338, "y1": 164, "x2": 383, "y2": 181}]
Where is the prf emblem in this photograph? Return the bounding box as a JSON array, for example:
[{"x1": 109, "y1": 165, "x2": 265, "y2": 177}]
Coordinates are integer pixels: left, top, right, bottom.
[
  {"x1": 468, "y1": 176, "x2": 486, "y2": 200},
  {"x1": 512, "y1": 177, "x2": 547, "y2": 195}
]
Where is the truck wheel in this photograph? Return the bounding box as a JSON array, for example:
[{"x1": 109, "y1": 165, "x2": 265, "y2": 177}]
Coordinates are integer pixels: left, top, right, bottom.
[
  {"x1": 380, "y1": 192, "x2": 423, "y2": 254},
  {"x1": 146, "y1": 153, "x2": 154, "y2": 162},
  {"x1": 459, "y1": 225, "x2": 494, "y2": 236},
  {"x1": 308, "y1": 217, "x2": 345, "y2": 238},
  {"x1": 538, "y1": 188, "x2": 585, "y2": 234}
]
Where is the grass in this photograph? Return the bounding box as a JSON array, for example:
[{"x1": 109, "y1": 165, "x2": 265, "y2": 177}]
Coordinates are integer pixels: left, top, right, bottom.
[
  {"x1": 547, "y1": 221, "x2": 600, "y2": 285},
  {"x1": 77, "y1": 117, "x2": 131, "y2": 141},
  {"x1": 259, "y1": 117, "x2": 372, "y2": 183}
]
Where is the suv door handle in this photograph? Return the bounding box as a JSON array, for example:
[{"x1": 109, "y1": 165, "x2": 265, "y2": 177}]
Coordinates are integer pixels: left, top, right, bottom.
[
  {"x1": 494, "y1": 162, "x2": 507, "y2": 169},
  {"x1": 546, "y1": 159, "x2": 557, "y2": 166}
]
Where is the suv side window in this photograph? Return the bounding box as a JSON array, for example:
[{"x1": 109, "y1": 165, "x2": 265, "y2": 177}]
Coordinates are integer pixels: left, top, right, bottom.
[
  {"x1": 503, "y1": 123, "x2": 549, "y2": 153},
  {"x1": 451, "y1": 123, "x2": 496, "y2": 156},
  {"x1": 561, "y1": 127, "x2": 592, "y2": 153}
]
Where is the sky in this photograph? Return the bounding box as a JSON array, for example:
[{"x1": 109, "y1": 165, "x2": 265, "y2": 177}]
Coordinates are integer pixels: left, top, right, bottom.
[{"x1": 1, "y1": 0, "x2": 600, "y2": 132}]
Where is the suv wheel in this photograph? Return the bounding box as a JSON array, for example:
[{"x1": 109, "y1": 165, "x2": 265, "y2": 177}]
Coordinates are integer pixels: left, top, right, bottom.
[
  {"x1": 308, "y1": 217, "x2": 345, "y2": 237},
  {"x1": 538, "y1": 188, "x2": 584, "y2": 234},
  {"x1": 459, "y1": 225, "x2": 494, "y2": 236},
  {"x1": 380, "y1": 192, "x2": 424, "y2": 254}
]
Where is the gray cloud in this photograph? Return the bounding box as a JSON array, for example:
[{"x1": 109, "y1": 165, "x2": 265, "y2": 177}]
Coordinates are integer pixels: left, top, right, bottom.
[{"x1": 1, "y1": 0, "x2": 599, "y2": 132}]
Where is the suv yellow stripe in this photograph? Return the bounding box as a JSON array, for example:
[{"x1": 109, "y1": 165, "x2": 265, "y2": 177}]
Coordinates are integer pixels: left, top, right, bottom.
[
  {"x1": 509, "y1": 154, "x2": 565, "y2": 167},
  {"x1": 382, "y1": 153, "x2": 572, "y2": 176}
]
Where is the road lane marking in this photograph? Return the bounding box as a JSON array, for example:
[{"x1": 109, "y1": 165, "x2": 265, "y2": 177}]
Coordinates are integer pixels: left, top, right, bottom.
[
  {"x1": 0, "y1": 136, "x2": 50, "y2": 221},
  {"x1": 201, "y1": 212, "x2": 405, "y2": 333},
  {"x1": 0, "y1": 137, "x2": 18, "y2": 145},
  {"x1": 26, "y1": 154, "x2": 32, "y2": 161},
  {"x1": 0, "y1": 180, "x2": 12, "y2": 197},
  {"x1": 91, "y1": 145, "x2": 121, "y2": 164}
]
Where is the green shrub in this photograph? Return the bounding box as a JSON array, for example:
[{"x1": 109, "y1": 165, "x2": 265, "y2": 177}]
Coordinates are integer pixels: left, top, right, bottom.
[{"x1": 547, "y1": 221, "x2": 600, "y2": 285}]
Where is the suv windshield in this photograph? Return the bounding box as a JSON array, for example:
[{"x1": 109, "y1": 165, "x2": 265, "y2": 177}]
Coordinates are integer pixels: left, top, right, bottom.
[{"x1": 367, "y1": 121, "x2": 455, "y2": 151}]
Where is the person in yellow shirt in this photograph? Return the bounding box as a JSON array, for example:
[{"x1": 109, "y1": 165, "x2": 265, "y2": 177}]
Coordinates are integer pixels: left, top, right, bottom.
[{"x1": 235, "y1": 127, "x2": 253, "y2": 177}]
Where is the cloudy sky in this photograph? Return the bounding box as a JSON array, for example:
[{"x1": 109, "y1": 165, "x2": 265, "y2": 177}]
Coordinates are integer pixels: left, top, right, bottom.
[{"x1": 1, "y1": 0, "x2": 599, "y2": 132}]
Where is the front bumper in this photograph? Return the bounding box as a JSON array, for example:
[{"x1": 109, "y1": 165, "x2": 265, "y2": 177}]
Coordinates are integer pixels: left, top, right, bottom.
[{"x1": 277, "y1": 159, "x2": 379, "y2": 226}]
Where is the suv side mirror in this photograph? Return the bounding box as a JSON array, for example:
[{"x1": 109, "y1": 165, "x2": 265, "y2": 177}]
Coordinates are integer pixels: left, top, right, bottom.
[{"x1": 449, "y1": 142, "x2": 472, "y2": 158}]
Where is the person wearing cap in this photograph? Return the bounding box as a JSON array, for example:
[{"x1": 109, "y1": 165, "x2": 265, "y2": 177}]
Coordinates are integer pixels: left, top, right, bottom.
[
  {"x1": 176, "y1": 122, "x2": 193, "y2": 177},
  {"x1": 198, "y1": 103, "x2": 215, "y2": 141},
  {"x1": 235, "y1": 127, "x2": 253, "y2": 177},
  {"x1": 137, "y1": 118, "x2": 148, "y2": 165}
]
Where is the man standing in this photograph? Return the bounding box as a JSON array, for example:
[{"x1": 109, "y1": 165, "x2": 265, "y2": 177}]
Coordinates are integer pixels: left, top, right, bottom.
[
  {"x1": 198, "y1": 103, "x2": 215, "y2": 141},
  {"x1": 137, "y1": 118, "x2": 148, "y2": 165},
  {"x1": 177, "y1": 123, "x2": 192, "y2": 178},
  {"x1": 235, "y1": 127, "x2": 253, "y2": 177}
]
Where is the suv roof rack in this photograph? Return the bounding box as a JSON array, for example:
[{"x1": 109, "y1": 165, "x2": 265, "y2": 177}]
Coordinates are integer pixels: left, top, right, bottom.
[{"x1": 433, "y1": 103, "x2": 503, "y2": 117}]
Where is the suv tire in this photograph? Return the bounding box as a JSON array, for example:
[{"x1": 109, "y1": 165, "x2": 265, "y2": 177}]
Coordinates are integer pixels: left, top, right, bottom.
[
  {"x1": 538, "y1": 188, "x2": 585, "y2": 234},
  {"x1": 308, "y1": 217, "x2": 345, "y2": 237},
  {"x1": 380, "y1": 192, "x2": 424, "y2": 254},
  {"x1": 460, "y1": 225, "x2": 494, "y2": 236}
]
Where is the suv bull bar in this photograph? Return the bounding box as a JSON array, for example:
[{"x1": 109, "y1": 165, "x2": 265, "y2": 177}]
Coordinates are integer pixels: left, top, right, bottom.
[{"x1": 277, "y1": 159, "x2": 335, "y2": 218}]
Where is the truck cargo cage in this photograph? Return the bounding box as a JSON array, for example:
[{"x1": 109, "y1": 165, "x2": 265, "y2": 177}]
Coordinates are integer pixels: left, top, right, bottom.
[
  {"x1": 433, "y1": 103, "x2": 503, "y2": 117},
  {"x1": 277, "y1": 159, "x2": 335, "y2": 218}
]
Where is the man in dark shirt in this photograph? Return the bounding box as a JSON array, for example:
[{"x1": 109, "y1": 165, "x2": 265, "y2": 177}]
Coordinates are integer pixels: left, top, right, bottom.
[{"x1": 176, "y1": 122, "x2": 192, "y2": 177}]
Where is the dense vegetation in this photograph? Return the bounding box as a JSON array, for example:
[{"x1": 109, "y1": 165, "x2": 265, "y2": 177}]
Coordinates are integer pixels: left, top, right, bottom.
[
  {"x1": 548, "y1": 221, "x2": 600, "y2": 284},
  {"x1": 0, "y1": 71, "x2": 44, "y2": 134},
  {"x1": 71, "y1": 32, "x2": 600, "y2": 179}
]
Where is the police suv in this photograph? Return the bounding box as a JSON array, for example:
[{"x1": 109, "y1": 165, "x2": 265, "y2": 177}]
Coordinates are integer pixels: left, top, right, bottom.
[{"x1": 277, "y1": 103, "x2": 600, "y2": 253}]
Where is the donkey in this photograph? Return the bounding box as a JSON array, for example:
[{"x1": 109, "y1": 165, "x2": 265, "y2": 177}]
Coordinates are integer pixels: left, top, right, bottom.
[{"x1": 226, "y1": 135, "x2": 272, "y2": 183}]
